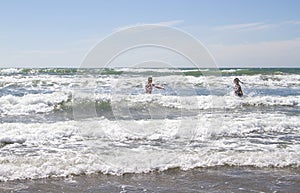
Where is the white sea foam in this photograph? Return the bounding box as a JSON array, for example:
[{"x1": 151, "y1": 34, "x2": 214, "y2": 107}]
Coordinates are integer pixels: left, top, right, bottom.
[
  {"x1": 0, "y1": 112, "x2": 299, "y2": 181},
  {"x1": 225, "y1": 74, "x2": 300, "y2": 88},
  {"x1": 1, "y1": 71, "x2": 299, "y2": 93},
  {"x1": 1, "y1": 92, "x2": 298, "y2": 116},
  {"x1": 96, "y1": 94, "x2": 300, "y2": 110},
  {"x1": 221, "y1": 69, "x2": 243, "y2": 73},
  {"x1": 119, "y1": 68, "x2": 185, "y2": 73},
  {"x1": 0, "y1": 68, "x2": 22, "y2": 75},
  {"x1": 0, "y1": 92, "x2": 69, "y2": 115}
]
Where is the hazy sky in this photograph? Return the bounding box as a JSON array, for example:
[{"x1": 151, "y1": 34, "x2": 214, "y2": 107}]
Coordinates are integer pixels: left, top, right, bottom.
[{"x1": 0, "y1": 0, "x2": 300, "y2": 68}]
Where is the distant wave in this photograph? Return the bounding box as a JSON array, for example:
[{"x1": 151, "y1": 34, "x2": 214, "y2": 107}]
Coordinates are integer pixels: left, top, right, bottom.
[
  {"x1": 1, "y1": 68, "x2": 299, "y2": 76},
  {"x1": 184, "y1": 68, "x2": 300, "y2": 76},
  {"x1": 0, "y1": 68, "x2": 123, "y2": 76}
]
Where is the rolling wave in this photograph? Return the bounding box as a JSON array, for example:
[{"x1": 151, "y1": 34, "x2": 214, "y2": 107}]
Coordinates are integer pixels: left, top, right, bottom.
[
  {"x1": 0, "y1": 112, "x2": 299, "y2": 181},
  {"x1": 0, "y1": 93, "x2": 299, "y2": 116}
]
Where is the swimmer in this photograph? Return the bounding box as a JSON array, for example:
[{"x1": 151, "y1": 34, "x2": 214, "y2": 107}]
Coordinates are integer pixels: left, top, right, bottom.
[
  {"x1": 145, "y1": 77, "x2": 164, "y2": 94},
  {"x1": 234, "y1": 78, "x2": 243, "y2": 97}
]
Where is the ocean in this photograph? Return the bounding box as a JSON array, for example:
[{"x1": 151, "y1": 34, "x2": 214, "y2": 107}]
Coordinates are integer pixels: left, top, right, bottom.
[{"x1": 0, "y1": 67, "x2": 299, "y2": 192}]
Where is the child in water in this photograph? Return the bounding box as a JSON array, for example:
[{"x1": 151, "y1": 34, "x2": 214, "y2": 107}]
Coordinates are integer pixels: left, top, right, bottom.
[
  {"x1": 145, "y1": 77, "x2": 164, "y2": 94},
  {"x1": 234, "y1": 78, "x2": 243, "y2": 97}
]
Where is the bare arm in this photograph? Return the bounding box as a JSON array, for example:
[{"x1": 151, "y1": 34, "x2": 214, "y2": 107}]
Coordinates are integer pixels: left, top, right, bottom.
[{"x1": 154, "y1": 84, "x2": 164, "y2": 90}]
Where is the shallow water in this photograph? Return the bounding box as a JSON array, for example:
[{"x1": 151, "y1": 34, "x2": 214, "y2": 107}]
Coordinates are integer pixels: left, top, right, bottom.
[{"x1": 1, "y1": 167, "x2": 299, "y2": 193}]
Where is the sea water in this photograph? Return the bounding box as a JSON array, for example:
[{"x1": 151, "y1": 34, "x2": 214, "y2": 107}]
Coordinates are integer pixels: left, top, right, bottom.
[{"x1": 0, "y1": 68, "x2": 299, "y2": 192}]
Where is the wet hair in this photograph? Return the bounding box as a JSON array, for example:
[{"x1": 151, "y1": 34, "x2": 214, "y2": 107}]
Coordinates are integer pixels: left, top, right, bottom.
[
  {"x1": 234, "y1": 78, "x2": 240, "y2": 83},
  {"x1": 148, "y1": 77, "x2": 152, "y2": 81}
]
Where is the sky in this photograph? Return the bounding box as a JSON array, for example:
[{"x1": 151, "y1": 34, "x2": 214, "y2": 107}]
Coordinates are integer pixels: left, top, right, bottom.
[{"x1": 0, "y1": 0, "x2": 300, "y2": 68}]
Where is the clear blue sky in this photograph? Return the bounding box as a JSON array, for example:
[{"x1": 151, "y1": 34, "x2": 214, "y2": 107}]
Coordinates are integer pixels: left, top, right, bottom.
[{"x1": 1, "y1": 0, "x2": 300, "y2": 67}]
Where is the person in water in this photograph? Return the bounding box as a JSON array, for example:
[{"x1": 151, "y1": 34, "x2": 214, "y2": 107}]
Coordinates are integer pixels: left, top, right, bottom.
[
  {"x1": 234, "y1": 78, "x2": 243, "y2": 97},
  {"x1": 145, "y1": 77, "x2": 164, "y2": 94}
]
